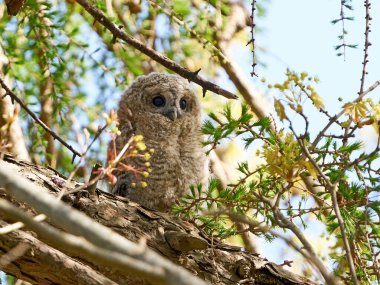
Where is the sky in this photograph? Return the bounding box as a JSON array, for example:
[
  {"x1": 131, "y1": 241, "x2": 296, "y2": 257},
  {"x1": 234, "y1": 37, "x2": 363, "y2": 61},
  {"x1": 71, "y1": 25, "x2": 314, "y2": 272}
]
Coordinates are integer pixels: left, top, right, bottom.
[
  {"x1": 255, "y1": 0, "x2": 380, "y2": 147},
  {"x1": 228, "y1": 0, "x2": 380, "y2": 277},
  {"x1": 259, "y1": 0, "x2": 380, "y2": 103}
]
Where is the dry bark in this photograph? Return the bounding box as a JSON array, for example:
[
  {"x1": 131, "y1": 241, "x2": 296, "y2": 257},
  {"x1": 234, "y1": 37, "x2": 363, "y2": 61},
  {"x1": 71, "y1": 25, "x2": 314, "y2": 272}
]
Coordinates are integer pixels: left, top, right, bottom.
[
  {"x1": 0, "y1": 153, "x2": 317, "y2": 285},
  {"x1": 0, "y1": 39, "x2": 30, "y2": 162}
]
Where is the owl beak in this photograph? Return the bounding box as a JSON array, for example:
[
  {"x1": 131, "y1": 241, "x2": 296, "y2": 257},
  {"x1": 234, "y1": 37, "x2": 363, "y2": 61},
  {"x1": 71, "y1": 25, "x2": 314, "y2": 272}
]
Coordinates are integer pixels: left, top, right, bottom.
[{"x1": 165, "y1": 109, "x2": 178, "y2": 121}]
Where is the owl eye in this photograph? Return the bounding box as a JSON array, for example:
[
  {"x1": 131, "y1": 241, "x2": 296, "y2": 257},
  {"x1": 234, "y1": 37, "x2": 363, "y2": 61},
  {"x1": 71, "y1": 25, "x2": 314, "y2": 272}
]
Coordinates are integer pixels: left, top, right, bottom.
[
  {"x1": 180, "y1": 98, "x2": 187, "y2": 110},
  {"x1": 152, "y1": 96, "x2": 166, "y2": 107}
]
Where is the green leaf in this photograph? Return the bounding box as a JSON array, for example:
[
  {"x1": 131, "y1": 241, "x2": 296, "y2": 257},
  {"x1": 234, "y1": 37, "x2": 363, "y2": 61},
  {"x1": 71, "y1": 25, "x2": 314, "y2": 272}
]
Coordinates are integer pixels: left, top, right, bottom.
[
  {"x1": 338, "y1": 141, "x2": 363, "y2": 153},
  {"x1": 172, "y1": 0, "x2": 191, "y2": 16}
]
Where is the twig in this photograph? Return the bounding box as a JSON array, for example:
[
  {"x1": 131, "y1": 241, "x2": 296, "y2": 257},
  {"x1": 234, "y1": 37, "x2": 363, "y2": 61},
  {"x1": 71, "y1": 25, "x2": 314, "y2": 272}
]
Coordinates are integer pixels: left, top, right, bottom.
[
  {"x1": 86, "y1": 162, "x2": 102, "y2": 196},
  {"x1": 297, "y1": 138, "x2": 331, "y2": 187},
  {"x1": 338, "y1": 0, "x2": 348, "y2": 60},
  {"x1": 272, "y1": 209, "x2": 337, "y2": 285},
  {"x1": 57, "y1": 124, "x2": 107, "y2": 199},
  {"x1": 358, "y1": 0, "x2": 372, "y2": 96},
  {"x1": 248, "y1": 0, "x2": 257, "y2": 77},
  {"x1": 329, "y1": 184, "x2": 358, "y2": 285},
  {"x1": 340, "y1": 1, "x2": 347, "y2": 60},
  {"x1": 360, "y1": 79, "x2": 380, "y2": 98},
  {"x1": 73, "y1": 0, "x2": 237, "y2": 100},
  {"x1": 0, "y1": 77, "x2": 82, "y2": 160},
  {"x1": 289, "y1": 124, "x2": 360, "y2": 284},
  {"x1": 298, "y1": 129, "x2": 359, "y2": 284},
  {"x1": 0, "y1": 213, "x2": 45, "y2": 234},
  {"x1": 312, "y1": 76, "x2": 380, "y2": 148}
]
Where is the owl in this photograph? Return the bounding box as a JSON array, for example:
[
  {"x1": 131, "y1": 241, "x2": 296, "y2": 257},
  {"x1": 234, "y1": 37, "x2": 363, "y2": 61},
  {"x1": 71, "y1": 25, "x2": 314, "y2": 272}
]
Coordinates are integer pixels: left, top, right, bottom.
[{"x1": 111, "y1": 72, "x2": 208, "y2": 211}]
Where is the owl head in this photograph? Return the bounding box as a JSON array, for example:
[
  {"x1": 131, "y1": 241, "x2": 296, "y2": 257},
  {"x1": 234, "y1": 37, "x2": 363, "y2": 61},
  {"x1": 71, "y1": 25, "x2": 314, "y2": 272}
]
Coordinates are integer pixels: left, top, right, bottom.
[{"x1": 118, "y1": 72, "x2": 202, "y2": 138}]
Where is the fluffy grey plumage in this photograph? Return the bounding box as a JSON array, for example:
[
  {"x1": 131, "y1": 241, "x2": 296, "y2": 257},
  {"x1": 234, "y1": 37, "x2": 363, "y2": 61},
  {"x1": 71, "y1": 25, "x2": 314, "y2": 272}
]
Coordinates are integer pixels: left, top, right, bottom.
[{"x1": 111, "y1": 72, "x2": 208, "y2": 211}]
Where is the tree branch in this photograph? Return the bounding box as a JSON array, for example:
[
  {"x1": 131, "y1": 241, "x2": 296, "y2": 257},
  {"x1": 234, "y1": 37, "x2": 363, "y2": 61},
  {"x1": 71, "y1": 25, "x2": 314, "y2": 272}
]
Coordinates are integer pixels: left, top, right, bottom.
[
  {"x1": 73, "y1": 0, "x2": 237, "y2": 100},
  {"x1": 0, "y1": 198, "x2": 168, "y2": 285},
  {"x1": 0, "y1": 219, "x2": 117, "y2": 285},
  {"x1": 0, "y1": 77, "x2": 82, "y2": 160},
  {"x1": 248, "y1": 0, "x2": 258, "y2": 77},
  {"x1": 358, "y1": 0, "x2": 372, "y2": 96},
  {"x1": 0, "y1": 153, "x2": 317, "y2": 285},
  {"x1": 0, "y1": 163, "x2": 207, "y2": 285}
]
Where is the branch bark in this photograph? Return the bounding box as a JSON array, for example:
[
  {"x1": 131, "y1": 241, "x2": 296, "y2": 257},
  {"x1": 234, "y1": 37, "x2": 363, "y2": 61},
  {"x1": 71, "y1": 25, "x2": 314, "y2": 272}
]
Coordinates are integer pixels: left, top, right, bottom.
[
  {"x1": 73, "y1": 0, "x2": 238, "y2": 100},
  {"x1": 0, "y1": 153, "x2": 317, "y2": 285},
  {"x1": 0, "y1": 220, "x2": 116, "y2": 285}
]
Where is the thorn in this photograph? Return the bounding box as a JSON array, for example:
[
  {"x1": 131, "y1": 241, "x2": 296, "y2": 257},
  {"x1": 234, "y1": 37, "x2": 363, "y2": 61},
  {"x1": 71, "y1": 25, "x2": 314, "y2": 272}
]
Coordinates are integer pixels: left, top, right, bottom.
[
  {"x1": 71, "y1": 154, "x2": 76, "y2": 164},
  {"x1": 86, "y1": 162, "x2": 102, "y2": 196},
  {"x1": 188, "y1": 69, "x2": 201, "y2": 83},
  {"x1": 193, "y1": 68, "x2": 201, "y2": 76},
  {"x1": 202, "y1": 88, "x2": 207, "y2": 98}
]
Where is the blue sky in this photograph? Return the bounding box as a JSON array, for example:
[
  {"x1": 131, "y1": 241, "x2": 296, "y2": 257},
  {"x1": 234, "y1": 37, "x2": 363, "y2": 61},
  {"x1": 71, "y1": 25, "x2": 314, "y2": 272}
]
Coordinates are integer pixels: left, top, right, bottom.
[
  {"x1": 259, "y1": 0, "x2": 380, "y2": 105},
  {"x1": 255, "y1": 0, "x2": 380, "y2": 149}
]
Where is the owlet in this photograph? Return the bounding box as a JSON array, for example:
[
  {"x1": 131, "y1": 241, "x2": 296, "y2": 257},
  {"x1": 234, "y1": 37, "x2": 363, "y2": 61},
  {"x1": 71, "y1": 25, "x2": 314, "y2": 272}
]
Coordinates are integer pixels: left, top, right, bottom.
[{"x1": 111, "y1": 72, "x2": 208, "y2": 211}]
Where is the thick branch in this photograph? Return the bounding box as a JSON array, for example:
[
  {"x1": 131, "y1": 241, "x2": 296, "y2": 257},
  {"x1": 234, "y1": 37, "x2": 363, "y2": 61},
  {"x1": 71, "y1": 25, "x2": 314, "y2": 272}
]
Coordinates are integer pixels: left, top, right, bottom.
[
  {"x1": 0, "y1": 154, "x2": 316, "y2": 285},
  {"x1": 0, "y1": 159, "x2": 207, "y2": 285},
  {"x1": 0, "y1": 199, "x2": 167, "y2": 285},
  {"x1": 0, "y1": 220, "x2": 116, "y2": 285}
]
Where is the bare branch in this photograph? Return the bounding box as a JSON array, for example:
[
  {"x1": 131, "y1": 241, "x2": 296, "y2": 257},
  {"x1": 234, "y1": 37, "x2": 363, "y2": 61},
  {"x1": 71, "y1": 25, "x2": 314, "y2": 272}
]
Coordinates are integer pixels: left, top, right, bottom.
[
  {"x1": 73, "y1": 0, "x2": 237, "y2": 100},
  {"x1": 361, "y1": 79, "x2": 380, "y2": 97},
  {"x1": 328, "y1": 184, "x2": 358, "y2": 285},
  {"x1": 148, "y1": 0, "x2": 228, "y2": 64},
  {"x1": 0, "y1": 213, "x2": 45, "y2": 234},
  {"x1": 248, "y1": 0, "x2": 258, "y2": 77},
  {"x1": 358, "y1": 0, "x2": 372, "y2": 96}
]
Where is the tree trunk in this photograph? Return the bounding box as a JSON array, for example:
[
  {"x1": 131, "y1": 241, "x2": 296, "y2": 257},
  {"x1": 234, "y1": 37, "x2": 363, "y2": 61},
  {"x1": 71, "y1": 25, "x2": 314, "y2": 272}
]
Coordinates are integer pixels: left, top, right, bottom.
[{"x1": 0, "y1": 153, "x2": 316, "y2": 285}]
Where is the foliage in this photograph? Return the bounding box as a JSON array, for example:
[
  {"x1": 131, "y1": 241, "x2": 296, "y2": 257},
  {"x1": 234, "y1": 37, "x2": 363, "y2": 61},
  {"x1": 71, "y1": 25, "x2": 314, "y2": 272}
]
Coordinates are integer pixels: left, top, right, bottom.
[
  {"x1": 176, "y1": 70, "x2": 380, "y2": 283},
  {"x1": 0, "y1": 0, "x2": 379, "y2": 284}
]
